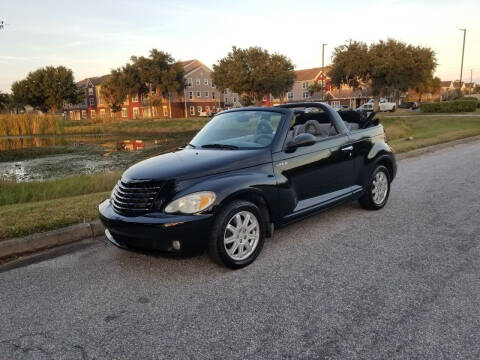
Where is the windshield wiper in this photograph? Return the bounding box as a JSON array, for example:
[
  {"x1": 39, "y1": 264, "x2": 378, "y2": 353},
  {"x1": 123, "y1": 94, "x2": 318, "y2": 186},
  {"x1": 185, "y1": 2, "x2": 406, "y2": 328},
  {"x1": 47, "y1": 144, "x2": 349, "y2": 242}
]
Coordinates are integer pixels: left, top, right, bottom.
[
  {"x1": 201, "y1": 143, "x2": 239, "y2": 150},
  {"x1": 186, "y1": 143, "x2": 196, "y2": 148}
]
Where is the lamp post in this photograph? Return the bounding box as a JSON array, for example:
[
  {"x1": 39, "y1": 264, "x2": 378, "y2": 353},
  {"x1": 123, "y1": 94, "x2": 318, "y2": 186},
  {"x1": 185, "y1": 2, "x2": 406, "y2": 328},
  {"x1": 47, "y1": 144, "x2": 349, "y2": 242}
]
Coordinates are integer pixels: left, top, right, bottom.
[
  {"x1": 458, "y1": 28, "x2": 466, "y2": 90},
  {"x1": 322, "y1": 43, "x2": 327, "y2": 100}
]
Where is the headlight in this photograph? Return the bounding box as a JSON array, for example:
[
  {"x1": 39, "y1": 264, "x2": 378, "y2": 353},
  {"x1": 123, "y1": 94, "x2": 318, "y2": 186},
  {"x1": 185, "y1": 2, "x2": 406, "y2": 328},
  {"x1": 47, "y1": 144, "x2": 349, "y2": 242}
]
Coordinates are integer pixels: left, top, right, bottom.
[{"x1": 164, "y1": 191, "x2": 216, "y2": 214}]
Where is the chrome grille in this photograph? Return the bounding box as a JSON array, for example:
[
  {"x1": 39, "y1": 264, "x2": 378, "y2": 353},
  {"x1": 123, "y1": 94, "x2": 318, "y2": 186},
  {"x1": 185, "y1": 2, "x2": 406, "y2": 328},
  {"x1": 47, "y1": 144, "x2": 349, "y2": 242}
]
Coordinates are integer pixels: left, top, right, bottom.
[{"x1": 111, "y1": 180, "x2": 164, "y2": 216}]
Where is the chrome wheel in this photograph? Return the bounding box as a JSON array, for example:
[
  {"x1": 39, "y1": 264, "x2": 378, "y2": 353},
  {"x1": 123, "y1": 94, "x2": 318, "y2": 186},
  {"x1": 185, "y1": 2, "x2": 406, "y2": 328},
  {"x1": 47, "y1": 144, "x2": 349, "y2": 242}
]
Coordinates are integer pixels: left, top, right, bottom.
[
  {"x1": 372, "y1": 171, "x2": 389, "y2": 205},
  {"x1": 224, "y1": 210, "x2": 260, "y2": 261}
]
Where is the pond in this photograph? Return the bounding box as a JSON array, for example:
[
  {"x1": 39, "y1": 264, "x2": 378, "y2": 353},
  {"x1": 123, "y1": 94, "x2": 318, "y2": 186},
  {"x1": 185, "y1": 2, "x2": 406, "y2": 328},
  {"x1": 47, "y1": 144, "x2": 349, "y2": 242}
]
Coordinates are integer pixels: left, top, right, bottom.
[{"x1": 0, "y1": 133, "x2": 189, "y2": 182}]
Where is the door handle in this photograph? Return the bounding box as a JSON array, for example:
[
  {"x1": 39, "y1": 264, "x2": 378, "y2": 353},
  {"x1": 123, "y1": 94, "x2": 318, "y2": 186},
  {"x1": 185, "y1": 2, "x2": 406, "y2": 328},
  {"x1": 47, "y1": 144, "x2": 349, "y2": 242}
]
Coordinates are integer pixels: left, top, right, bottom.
[{"x1": 341, "y1": 145, "x2": 353, "y2": 151}]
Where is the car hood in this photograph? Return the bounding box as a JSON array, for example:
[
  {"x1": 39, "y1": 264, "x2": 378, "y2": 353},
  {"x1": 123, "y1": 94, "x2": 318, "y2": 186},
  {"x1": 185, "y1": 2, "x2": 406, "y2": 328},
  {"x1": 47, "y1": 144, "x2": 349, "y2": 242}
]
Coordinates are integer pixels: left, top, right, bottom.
[{"x1": 122, "y1": 148, "x2": 272, "y2": 182}]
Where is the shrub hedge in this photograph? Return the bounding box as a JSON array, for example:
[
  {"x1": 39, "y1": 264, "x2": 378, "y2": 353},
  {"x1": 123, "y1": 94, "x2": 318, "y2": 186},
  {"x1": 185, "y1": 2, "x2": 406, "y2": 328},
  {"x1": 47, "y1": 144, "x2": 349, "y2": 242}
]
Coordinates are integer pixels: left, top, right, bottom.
[{"x1": 421, "y1": 100, "x2": 478, "y2": 113}]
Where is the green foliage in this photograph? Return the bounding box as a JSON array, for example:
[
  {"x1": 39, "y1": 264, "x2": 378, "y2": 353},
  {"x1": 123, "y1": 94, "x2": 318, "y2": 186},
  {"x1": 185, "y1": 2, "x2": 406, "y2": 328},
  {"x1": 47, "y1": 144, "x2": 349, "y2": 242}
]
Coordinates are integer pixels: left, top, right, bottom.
[
  {"x1": 308, "y1": 82, "x2": 322, "y2": 95},
  {"x1": 0, "y1": 93, "x2": 9, "y2": 112},
  {"x1": 330, "y1": 39, "x2": 437, "y2": 104},
  {"x1": 0, "y1": 172, "x2": 120, "y2": 206},
  {"x1": 212, "y1": 46, "x2": 295, "y2": 104},
  {"x1": 101, "y1": 49, "x2": 184, "y2": 111},
  {"x1": 11, "y1": 66, "x2": 82, "y2": 113},
  {"x1": 100, "y1": 69, "x2": 126, "y2": 113},
  {"x1": 0, "y1": 114, "x2": 63, "y2": 136},
  {"x1": 420, "y1": 100, "x2": 477, "y2": 113}
]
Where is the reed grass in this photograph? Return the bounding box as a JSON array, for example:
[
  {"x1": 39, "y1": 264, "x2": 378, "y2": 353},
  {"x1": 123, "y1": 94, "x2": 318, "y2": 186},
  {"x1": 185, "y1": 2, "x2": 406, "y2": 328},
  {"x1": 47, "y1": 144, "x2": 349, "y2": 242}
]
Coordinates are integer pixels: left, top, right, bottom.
[{"x1": 0, "y1": 114, "x2": 64, "y2": 137}]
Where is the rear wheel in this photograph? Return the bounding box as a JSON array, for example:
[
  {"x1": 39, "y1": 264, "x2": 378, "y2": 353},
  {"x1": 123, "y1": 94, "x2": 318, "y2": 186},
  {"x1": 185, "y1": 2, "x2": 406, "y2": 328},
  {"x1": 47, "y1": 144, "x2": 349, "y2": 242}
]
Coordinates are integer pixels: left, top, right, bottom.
[
  {"x1": 208, "y1": 200, "x2": 265, "y2": 269},
  {"x1": 359, "y1": 165, "x2": 391, "y2": 210}
]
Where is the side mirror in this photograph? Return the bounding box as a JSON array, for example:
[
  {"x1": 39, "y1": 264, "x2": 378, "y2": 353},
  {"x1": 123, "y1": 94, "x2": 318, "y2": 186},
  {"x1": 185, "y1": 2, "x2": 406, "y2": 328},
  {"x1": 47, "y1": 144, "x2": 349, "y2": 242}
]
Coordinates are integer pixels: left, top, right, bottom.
[{"x1": 285, "y1": 133, "x2": 316, "y2": 151}]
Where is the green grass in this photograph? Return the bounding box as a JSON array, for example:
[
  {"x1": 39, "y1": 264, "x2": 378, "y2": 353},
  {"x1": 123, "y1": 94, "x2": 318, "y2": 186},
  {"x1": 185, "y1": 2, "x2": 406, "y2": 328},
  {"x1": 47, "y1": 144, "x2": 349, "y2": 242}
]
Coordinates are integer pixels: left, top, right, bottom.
[
  {"x1": 380, "y1": 115, "x2": 480, "y2": 152},
  {"x1": 0, "y1": 192, "x2": 109, "y2": 240},
  {"x1": 64, "y1": 117, "x2": 209, "y2": 136},
  {"x1": 0, "y1": 172, "x2": 120, "y2": 206}
]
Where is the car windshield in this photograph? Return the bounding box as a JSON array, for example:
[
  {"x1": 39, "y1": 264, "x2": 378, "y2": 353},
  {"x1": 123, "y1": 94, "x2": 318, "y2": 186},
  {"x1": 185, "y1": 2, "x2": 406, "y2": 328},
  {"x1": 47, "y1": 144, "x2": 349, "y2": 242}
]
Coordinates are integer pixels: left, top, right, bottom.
[{"x1": 189, "y1": 110, "x2": 283, "y2": 149}]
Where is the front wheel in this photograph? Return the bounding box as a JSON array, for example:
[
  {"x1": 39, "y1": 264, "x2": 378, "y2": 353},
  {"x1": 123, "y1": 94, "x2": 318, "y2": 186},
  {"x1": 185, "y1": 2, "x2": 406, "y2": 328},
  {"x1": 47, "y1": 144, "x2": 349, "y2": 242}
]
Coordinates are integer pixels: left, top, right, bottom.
[
  {"x1": 359, "y1": 165, "x2": 391, "y2": 210},
  {"x1": 208, "y1": 200, "x2": 265, "y2": 269}
]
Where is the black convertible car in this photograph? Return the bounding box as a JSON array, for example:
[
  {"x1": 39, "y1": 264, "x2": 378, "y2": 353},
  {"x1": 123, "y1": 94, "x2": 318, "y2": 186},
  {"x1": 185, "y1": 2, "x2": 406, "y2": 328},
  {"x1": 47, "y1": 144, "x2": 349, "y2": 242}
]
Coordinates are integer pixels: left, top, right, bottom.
[{"x1": 99, "y1": 103, "x2": 396, "y2": 268}]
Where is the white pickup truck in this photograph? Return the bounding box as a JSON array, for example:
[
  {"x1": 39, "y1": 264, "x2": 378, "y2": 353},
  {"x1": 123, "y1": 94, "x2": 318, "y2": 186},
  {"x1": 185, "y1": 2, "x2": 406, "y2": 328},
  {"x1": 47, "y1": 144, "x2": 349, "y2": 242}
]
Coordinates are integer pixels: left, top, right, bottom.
[{"x1": 361, "y1": 98, "x2": 396, "y2": 112}]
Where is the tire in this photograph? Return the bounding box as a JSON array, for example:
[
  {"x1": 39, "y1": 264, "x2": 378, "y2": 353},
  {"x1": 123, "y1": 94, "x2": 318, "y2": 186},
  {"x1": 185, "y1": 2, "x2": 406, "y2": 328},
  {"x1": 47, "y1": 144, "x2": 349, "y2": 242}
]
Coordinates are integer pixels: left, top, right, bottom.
[
  {"x1": 359, "y1": 165, "x2": 391, "y2": 210},
  {"x1": 208, "y1": 200, "x2": 265, "y2": 269}
]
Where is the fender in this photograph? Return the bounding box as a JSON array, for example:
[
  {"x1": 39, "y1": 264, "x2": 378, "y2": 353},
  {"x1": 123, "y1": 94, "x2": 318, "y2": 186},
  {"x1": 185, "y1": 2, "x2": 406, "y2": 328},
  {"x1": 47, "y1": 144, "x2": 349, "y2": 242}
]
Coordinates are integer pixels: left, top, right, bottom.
[
  {"x1": 170, "y1": 164, "x2": 280, "y2": 219},
  {"x1": 367, "y1": 140, "x2": 393, "y2": 160}
]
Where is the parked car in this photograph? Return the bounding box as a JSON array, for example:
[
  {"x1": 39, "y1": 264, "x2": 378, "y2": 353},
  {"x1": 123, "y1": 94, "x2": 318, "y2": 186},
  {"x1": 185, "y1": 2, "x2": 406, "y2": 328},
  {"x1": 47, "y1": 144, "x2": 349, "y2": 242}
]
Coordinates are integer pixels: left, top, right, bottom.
[
  {"x1": 362, "y1": 98, "x2": 396, "y2": 112},
  {"x1": 333, "y1": 104, "x2": 350, "y2": 111},
  {"x1": 399, "y1": 101, "x2": 414, "y2": 109},
  {"x1": 99, "y1": 103, "x2": 397, "y2": 268}
]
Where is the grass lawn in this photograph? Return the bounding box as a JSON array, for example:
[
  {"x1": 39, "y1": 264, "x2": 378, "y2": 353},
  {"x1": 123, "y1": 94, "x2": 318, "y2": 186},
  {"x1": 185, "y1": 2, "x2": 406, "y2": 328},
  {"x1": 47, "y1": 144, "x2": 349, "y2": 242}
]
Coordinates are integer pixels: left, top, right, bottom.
[
  {"x1": 1, "y1": 113, "x2": 479, "y2": 243},
  {"x1": 0, "y1": 192, "x2": 109, "y2": 241},
  {"x1": 380, "y1": 114, "x2": 480, "y2": 152}
]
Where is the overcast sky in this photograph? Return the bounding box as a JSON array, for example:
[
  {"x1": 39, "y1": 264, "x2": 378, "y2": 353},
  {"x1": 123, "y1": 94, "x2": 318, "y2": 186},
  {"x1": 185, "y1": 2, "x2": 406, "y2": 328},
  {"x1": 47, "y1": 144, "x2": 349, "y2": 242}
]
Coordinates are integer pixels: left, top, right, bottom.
[{"x1": 0, "y1": 0, "x2": 479, "y2": 92}]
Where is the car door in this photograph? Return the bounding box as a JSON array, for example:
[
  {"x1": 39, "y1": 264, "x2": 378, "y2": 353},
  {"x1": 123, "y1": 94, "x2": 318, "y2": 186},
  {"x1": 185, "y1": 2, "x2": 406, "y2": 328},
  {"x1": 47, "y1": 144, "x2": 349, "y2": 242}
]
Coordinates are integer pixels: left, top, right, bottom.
[{"x1": 272, "y1": 125, "x2": 355, "y2": 219}]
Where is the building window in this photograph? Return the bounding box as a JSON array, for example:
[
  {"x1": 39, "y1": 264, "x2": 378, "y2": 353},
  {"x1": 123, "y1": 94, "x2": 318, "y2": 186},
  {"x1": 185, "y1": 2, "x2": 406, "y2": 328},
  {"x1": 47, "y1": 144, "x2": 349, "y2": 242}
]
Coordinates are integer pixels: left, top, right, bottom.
[
  {"x1": 287, "y1": 92, "x2": 294, "y2": 100},
  {"x1": 100, "y1": 109, "x2": 106, "y2": 117},
  {"x1": 232, "y1": 97, "x2": 237, "y2": 103},
  {"x1": 81, "y1": 110, "x2": 87, "y2": 119},
  {"x1": 196, "y1": 79, "x2": 200, "y2": 85},
  {"x1": 204, "y1": 91, "x2": 209, "y2": 97},
  {"x1": 88, "y1": 88, "x2": 93, "y2": 95},
  {"x1": 163, "y1": 106, "x2": 168, "y2": 117},
  {"x1": 121, "y1": 108, "x2": 127, "y2": 118},
  {"x1": 187, "y1": 78, "x2": 193, "y2": 87},
  {"x1": 262, "y1": 95, "x2": 267, "y2": 101},
  {"x1": 302, "y1": 82, "x2": 309, "y2": 89},
  {"x1": 196, "y1": 91, "x2": 201, "y2": 97},
  {"x1": 89, "y1": 98, "x2": 95, "y2": 106},
  {"x1": 197, "y1": 106, "x2": 202, "y2": 113},
  {"x1": 190, "y1": 106, "x2": 195, "y2": 116},
  {"x1": 90, "y1": 110, "x2": 96, "y2": 119},
  {"x1": 204, "y1": 79, "x2": 208, "y2": 85},
  {"x1": 212, "y1": 92, "x2": 215, "y2": 99},
  {"x1": 188, "y1": 91, "x2": 193, "y2": 100},
  {"x1": 224, "y1": 97, "x2": 228, "y2": 103},
  {"x1": 132, "y1": 94, "x2": 138, "y2": 102},
  {"x1": 332, "y1": 101, "x2": 340, "y2": 107},
  {"x1": 303, "y1": 91, "x2": 309, "y2": 99},
  {"x1": 211, "y1": 80, "x2": 215, "y2": 88},
  {"x1": 224, "y1": 89, "x2": 228, "y2": 94},
  {"x1": 133, "y1": 107, "x2": 139, "y2": 118}
]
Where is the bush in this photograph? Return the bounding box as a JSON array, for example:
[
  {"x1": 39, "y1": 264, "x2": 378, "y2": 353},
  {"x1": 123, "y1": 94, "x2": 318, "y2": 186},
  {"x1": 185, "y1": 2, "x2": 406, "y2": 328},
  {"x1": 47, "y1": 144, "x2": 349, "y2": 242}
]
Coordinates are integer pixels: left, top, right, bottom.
[{"x1": 421, "y1": 100, "x2": 478, "y2": 113}]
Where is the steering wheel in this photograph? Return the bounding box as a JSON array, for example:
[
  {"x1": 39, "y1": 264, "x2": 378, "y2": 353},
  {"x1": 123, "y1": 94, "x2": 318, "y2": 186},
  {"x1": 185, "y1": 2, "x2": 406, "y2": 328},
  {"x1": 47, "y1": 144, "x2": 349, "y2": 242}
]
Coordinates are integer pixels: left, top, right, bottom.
[{"x1": 255, "y1": 134, "x2": 273, "y2": 145}]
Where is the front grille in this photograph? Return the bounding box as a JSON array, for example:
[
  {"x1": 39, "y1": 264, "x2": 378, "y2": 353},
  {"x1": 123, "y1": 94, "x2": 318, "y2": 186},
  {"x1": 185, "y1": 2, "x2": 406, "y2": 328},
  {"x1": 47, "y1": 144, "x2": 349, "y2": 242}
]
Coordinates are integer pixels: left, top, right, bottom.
[{"x1": 111, "y1": 180, "x2": 164, "y2": 216}]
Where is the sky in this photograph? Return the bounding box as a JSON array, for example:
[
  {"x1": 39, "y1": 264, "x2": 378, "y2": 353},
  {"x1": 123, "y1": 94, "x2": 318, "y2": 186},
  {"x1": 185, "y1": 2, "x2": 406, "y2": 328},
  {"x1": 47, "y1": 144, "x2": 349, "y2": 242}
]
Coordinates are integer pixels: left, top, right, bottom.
[{"x1": 0, "y1": 0, "x2": 479, "y2": 92}]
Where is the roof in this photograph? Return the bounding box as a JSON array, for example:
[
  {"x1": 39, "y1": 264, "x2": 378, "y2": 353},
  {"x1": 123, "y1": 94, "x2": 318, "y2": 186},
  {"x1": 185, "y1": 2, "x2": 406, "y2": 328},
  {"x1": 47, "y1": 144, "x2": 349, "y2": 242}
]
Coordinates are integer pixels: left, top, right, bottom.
[
  {"x1": 294, "y1": 66, "x2": 331, "y2": 81},
  {"x1": 440, "y1": 81, "x2": 452, "y2": 87},
  {"x1": 181, "y1": 59, "x2": 208, "y2": 75},
  {"x1": 76, "y1": 74, "x2": 109, "y2": 87}
]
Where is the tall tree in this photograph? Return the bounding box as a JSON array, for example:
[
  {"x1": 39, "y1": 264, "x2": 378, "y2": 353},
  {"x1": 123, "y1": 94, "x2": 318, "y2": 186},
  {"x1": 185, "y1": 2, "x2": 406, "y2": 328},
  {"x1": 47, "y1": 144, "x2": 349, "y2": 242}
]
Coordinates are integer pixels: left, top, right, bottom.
[
  {"x1": 0, "y1": 93, "x2": 9, "y2": 112},
  {"x1": 329, "y1": 39, "x2": 437, "y2": 109},
  {"x1": 11, "y1": 66, "x2": 82, "y2": 113},
  {"x1": 102, "y1": 49, "x2": 184, "y2": 117},
  {"x1": 212, "y1": 46, "x2": 295, "y2": 105},
  {"x1": 100, "y1": 69, "x2": 127, "y2": 113}
]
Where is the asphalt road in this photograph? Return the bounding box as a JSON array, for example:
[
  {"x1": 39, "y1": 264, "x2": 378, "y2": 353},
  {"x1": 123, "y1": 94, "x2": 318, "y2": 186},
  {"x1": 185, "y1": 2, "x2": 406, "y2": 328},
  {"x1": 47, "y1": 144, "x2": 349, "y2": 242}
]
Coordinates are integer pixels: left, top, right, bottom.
[{"x1": 1, "y1": 140, "x2": 480, "y2": 359}]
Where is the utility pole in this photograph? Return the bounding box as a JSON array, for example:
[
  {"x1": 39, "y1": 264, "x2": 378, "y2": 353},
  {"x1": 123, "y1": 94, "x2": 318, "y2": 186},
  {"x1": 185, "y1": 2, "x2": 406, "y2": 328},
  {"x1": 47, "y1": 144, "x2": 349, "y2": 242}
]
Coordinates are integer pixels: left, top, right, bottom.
[
  {"x1": 458, "y1": 28, "x2": 466, "y2": 90},
  {"x1": 470, "y1": 69, "x2": 473, "y2": 94},
  {"x1": 322, "y1": 43, "x2": 327, "y2": 100}
]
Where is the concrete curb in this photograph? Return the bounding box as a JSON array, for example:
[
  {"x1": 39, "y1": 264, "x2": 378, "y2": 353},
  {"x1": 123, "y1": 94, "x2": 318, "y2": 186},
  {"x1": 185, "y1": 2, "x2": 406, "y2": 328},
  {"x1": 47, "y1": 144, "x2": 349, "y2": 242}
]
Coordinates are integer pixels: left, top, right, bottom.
[
  {"x1": 395, "y1": 135, "x2": 480, "y2": 160},
  {"x1": 0, "y1": 220, "x2": 105, "y2": 260},
  {"x1": 1, "y1": 135, "x2": 479, "y2": 263}
]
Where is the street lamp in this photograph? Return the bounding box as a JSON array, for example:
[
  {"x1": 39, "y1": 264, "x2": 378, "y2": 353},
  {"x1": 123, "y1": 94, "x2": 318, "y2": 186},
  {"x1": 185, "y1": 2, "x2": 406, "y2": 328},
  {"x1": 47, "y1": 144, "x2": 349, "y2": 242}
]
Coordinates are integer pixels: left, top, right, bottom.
[
  {"x1": 458, "y1": 28, "x2": 466, "y2": 89},
  {"x1": 322, "y1": 43, "x2": 327, "y2": 100}
]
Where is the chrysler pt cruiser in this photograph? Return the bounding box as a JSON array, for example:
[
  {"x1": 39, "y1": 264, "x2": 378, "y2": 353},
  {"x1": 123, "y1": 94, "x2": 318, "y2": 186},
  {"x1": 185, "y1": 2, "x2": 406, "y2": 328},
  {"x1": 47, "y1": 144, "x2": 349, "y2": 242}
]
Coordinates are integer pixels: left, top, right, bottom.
[{"x1": 99, "y1": 102, "x2": 397, "y2": 268}]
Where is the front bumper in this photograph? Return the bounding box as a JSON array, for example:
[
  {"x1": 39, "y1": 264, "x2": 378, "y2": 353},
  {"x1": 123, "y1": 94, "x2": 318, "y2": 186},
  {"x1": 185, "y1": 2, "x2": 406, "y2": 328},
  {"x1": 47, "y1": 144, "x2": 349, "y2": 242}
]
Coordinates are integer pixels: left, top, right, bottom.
[{"x1": 98, "y1": 199, "x2": 213, "y2": 252}]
